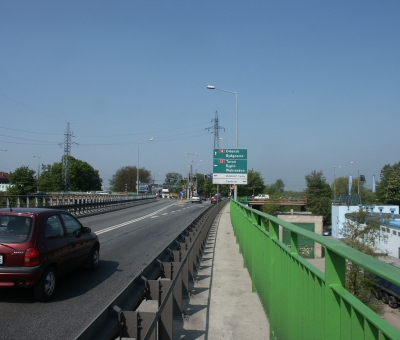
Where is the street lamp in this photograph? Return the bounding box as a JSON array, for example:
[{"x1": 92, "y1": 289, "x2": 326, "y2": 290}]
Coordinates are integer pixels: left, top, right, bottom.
[
  {"x1": 33, "y1": 155, "x2": 41, "y2": 192},
  {"x1": 219, "y1": 137, "x2": 235, "y2": 145},
  {"x1": 350, "y1": 161, "x2": 360, "y2": 195},
  {"x1": 137, "y1": 138, "x2": 154, "y2": 195},
  {"x1": 207, "y1": 84, "x2": 238, "y2": 200}
]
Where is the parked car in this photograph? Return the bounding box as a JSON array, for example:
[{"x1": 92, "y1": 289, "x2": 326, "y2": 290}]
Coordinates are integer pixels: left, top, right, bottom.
[
  {"x1": 253, "y1": 194, "x2": 270, "y2": 200},
  {"x1": 191, "y1": 194, "x2": 202, "y2": 203},
  {"x1": 323, "y1": 227, "x2": 332, "y2": 236},
  {"x1": 211, "y1": 194, "x2": 222, "y2": 204},
  {"x1": 0, "y1": 208, "x2": 100, "y2": 301}
]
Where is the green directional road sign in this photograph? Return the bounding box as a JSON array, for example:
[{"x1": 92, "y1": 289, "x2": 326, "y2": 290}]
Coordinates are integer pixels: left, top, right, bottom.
[
  {"x1": 213, "y1": 158, "x2": 247, "y2": 173},
  {"x1": 213, "y1": 148, "x2": 247, "y2": 160},
  {"x1": 212, "y1": 148, "x2": 248, "y2": 184}
]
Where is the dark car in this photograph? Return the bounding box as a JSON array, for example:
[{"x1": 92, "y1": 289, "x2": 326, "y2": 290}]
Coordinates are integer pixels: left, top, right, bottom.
[
  {"x1": 210, "y1": 194, "x2": 222, "y2": 204},
  {"x1": 200, "y1": 195, "x2": 207, "y2": 201},
  {"x1": 0, "y1": 208, "x2": 100, "y2": 301},
  {"x1": 323, "y1": 227, "x2": 332, "y2": 236}
]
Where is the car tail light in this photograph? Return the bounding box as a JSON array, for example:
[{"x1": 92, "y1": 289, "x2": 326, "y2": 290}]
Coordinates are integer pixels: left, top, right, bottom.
[{"x1": 24, "y1": 248, "x2": 40, "y2": 267}]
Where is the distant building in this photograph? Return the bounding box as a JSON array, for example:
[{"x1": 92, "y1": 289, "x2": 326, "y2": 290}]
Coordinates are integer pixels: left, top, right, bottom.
[
  {"x1": 0, "y1": 172, "x2": 9, "y2": 184},
  {"x1": 0, "y1": 172, "x2": 10, "y2": 192},
  {"x1": 332, "y1": 200, "x2": 400, "y2": 258},
  {"x1": 331, "y1": 204, "x2": 399, "y2": 238}
]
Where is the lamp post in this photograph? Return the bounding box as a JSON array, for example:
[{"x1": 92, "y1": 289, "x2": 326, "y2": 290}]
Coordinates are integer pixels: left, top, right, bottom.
[
  {"x1": 137, "y1": 138, "x2": 154, "y2": 195},
  {"x1": 219, "y1": 137, "x2": 235, "y2": 145},
  {"x1": 207, "y1": 85, "x2": 238, "y2": 200},
  {"x1": 33, "y1": 155, "x2": 41, "y2": 192},
  {"x1": 350, "y1": 161, "x2": 360, "y2": 195}
]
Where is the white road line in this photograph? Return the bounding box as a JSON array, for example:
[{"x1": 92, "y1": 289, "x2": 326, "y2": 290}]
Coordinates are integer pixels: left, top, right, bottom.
[{"x1": 95, "y1": 204, "x2": 175, "y2": 235}]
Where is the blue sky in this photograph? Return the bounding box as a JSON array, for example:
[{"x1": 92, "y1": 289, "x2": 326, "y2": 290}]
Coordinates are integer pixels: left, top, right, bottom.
[{"x1": 1, "y1": 1, "x2": 399, "y2": 191}]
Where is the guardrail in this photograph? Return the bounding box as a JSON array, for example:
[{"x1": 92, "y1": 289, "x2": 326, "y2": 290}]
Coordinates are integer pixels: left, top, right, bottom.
[
  {"x1": 230, "y1": 199, "x2": 400, "y2": 339},
  {"x1": 76, "y1": 199, "x2": 228, "y2": 340},
  {"x1": 0, "y1": 194, "x2": 157, "y2": 216}
]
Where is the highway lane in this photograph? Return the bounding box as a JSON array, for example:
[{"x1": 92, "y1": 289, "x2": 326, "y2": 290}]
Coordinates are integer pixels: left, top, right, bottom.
[{"x1": 0, "y1": 199, "x2": 210, "y2": 340}]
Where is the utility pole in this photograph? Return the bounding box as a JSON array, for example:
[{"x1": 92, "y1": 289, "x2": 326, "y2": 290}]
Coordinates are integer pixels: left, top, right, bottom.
[{"x1": 206, "y1": 111, "x2": 225, "y2": 148}]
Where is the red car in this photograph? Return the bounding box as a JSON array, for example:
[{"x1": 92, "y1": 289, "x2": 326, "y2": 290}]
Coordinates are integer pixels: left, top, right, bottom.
[
  {"x1": 210, "y1": 194, "x2": 222, "y2": 204},
  {"x1": 0, "y1": 208, "x2": 100, "y2": 301}
]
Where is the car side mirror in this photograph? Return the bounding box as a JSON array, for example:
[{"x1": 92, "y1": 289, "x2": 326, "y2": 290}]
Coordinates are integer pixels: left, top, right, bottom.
[{"x1": 83, "y1": 227, "x2": 91, "y2": 234}]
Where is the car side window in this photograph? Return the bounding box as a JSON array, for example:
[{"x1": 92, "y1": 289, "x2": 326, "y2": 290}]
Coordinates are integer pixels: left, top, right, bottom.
[
  {"x1": 60, "y1": 214, "x2": 82, "y2": 236},
  {"x1": 45, "y1": 215, "x2": 65, "y2": 239}
]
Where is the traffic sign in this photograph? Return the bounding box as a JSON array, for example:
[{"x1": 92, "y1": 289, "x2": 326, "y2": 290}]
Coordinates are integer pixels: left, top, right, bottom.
[
  {"x1": 213, "y1": 148, "x2": 247, "y2": 159},
  {"x1": 213, "y1": 159, "x2": 247, "y2": 173},
  {"x1": 212, "y1": 148, "x2": 248, "y2": 185},
  {"x1": 212, "y1": 173, "x2": 247, "y2": 185}
]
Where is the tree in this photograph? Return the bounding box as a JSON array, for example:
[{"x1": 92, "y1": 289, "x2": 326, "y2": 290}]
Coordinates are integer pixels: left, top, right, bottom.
[
  {"x1": 376, "y1": 162, "x2": 400, "y2": 205},
  {"x1": 7, "y1": 166, "x2": 36, "y2": 195},
  {"x1": 304, "y1": 170, "x2": 332, "y2": 225},
  {"x1": 109, "y1": 166, "x2": 151, "y2": 193},
  {"x1": 332, "y1": 176, "x2": 369, "y2": 200},
  {"x1": 68, "y1": 158, "x2": 102, "y2": 191},
  {"x1": 237, "y1": 169, "x2": 264, "y2": 197},
  {"x1": 332, "y1": 176, "x2": 350, "y2": 198},
  {"x1": 39, "y1": 163, "x2": 63, "y2": 192},
  {"x1": 340, "y1": 208, "x2": 388, "y2": 314},
  {"x1": 109, "y1": 166, "x2": 135, "y2": 192},
  {"x1": 38, "y1": 156, "x2": 102, "y2": 192},
  {"x1": 202, "y1": 176, "x2": 216, "y2": 198},
  {"x1": 261, "y1": 202, "x2": 300, "y2": 215},
  {"x1": 265, "y1": 179, "x2": 285, "y2": 196}
]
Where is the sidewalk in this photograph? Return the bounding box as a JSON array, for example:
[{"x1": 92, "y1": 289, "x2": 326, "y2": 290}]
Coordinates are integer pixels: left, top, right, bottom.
[{"x1": 174, "y1": 202, "x2": 270, "y2": 339}]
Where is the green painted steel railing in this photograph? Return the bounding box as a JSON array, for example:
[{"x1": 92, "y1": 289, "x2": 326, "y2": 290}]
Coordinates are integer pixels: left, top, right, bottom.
[{"x1": 230, "y1": 200, "x2": 400, "y2": 340}]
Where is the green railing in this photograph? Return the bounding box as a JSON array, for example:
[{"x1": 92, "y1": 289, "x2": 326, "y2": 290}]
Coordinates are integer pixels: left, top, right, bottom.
[{"x1": 230, "y1": 200, "x2": 400, "y2": 340}]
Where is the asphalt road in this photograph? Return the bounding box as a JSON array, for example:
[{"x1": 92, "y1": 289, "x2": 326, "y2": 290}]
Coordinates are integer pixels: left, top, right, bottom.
[{"x1": 0, "y1": 199, "x2": 209, "y2": 340}]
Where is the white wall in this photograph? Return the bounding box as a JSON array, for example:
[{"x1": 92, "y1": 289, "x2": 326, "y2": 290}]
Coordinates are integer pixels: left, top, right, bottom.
[
  {"x1": 0, "y1": 184, "x2": 11, "y2": 192},
  {"x1": 331, "y1": 204, "x2": 399, "y2": 238},
  {"x1": 378, "y1": 221, "x2": 400, "y2": 258}
]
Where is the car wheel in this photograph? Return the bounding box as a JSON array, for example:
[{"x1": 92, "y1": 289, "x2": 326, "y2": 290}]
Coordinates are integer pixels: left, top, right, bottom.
[
  {"x1": 88, "y1": 247, "x2": 100, "y2": 271},
  {"x1": 33, "y1": 267, "x2": 56, "y2": 302},
  {"x1": 388, "y1": 295, "x2": 398, "y2": 309},
  {"x1": 381, "y1": 291, "x2": 389, "y2": 304}
]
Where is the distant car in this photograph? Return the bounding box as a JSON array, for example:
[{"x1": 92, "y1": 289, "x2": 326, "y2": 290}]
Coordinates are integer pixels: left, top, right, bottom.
[
  {"x1": 191, "y1": 194, "x2": 202, "y2": 203},
  {"x1": 200, "y1": 195, "x2": 207, "y2": 201},
  {"x1": 253, "y1": 194, "x2": 269, "y2": 200},
  {"x1": 211, "y1": 194, "x2": 222, "y2": 204},
  {"x1": 323, "y1": 228, "x2": 332, "y2": 236},
  {"x1": 0, "y1": 208, "x2": 100, "y2": 301}
]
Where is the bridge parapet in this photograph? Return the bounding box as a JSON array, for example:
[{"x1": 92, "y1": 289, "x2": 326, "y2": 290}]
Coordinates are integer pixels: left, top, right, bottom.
[{"x1": 230, "y1": 199, "x2": 400, "y2": 339}]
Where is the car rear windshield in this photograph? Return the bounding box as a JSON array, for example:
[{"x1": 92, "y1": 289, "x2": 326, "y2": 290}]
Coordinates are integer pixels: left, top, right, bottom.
[{"x1": 0, "y1": 216, "x2": 33, "y2": 243}]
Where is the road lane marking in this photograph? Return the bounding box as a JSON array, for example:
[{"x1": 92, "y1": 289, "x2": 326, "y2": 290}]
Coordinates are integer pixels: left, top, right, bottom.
[{"x1": 96, "y1": 204, "x2": 174, "y2": 235}]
